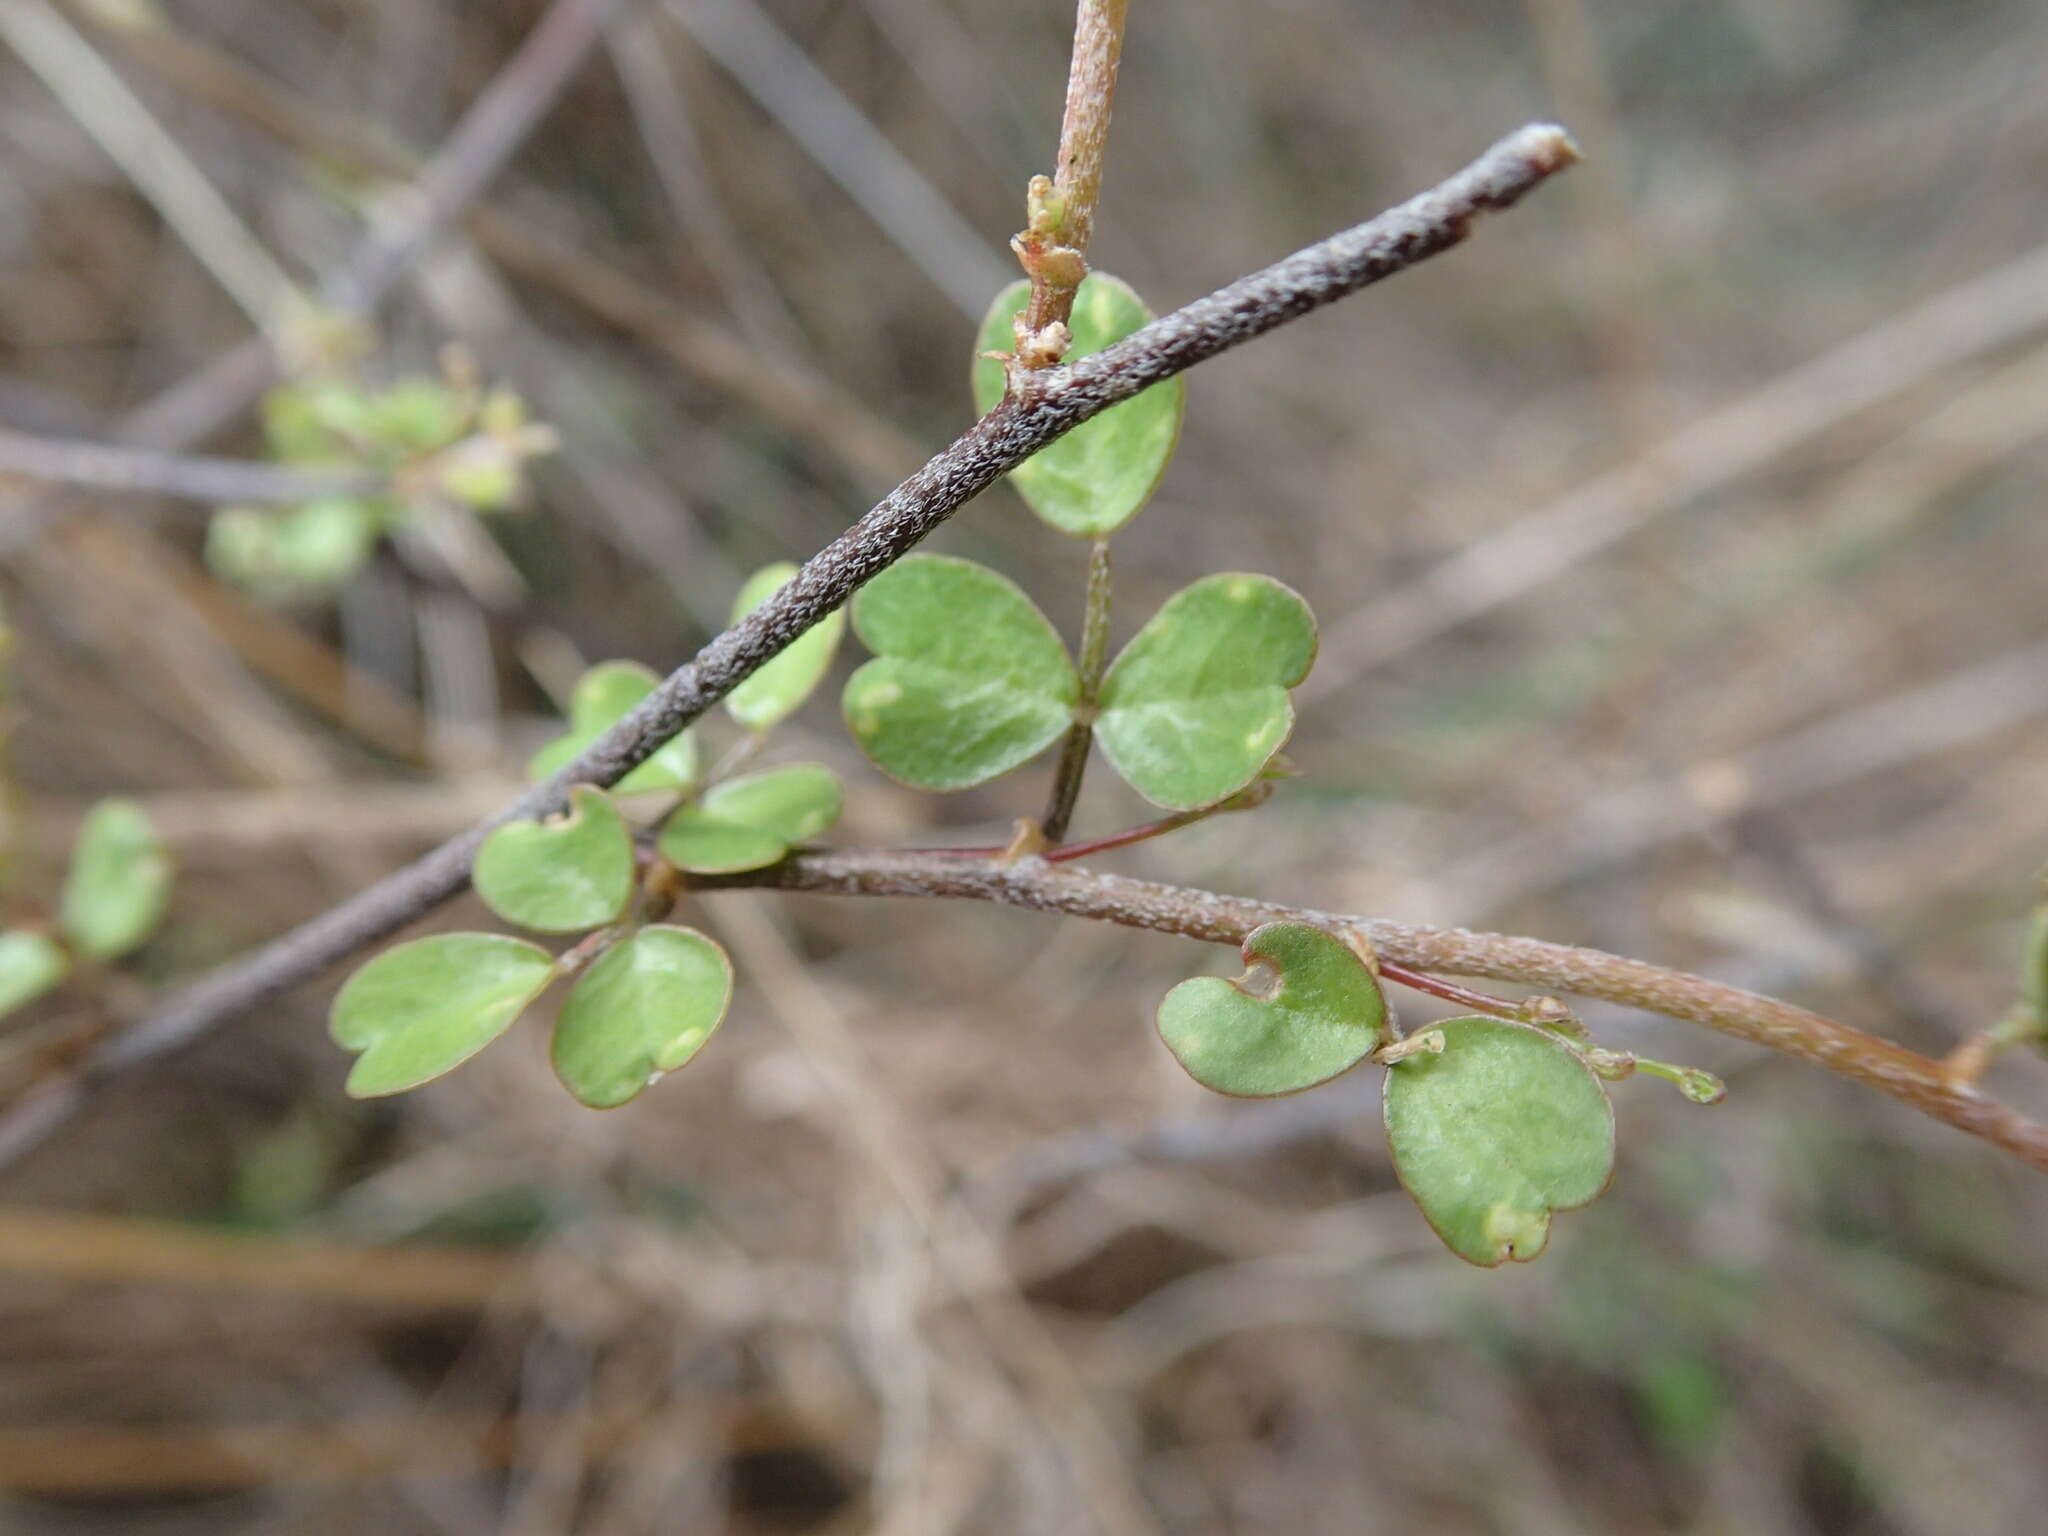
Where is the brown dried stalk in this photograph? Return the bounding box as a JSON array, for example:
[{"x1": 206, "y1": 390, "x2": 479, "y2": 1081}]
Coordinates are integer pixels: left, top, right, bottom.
[{"x1": 700, "y1": 849, "x2": 2048, "y2": 1174}]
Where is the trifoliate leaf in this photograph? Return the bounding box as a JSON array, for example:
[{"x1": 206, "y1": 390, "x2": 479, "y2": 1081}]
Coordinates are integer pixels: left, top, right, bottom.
[
  {"x1": 330, "y1": 933, "x2": 556, "y2": 1097},
  {"x1": 0, "y1": 931, "x2": 69, "y2": 1020},
  {"x1": 551, "y1": 925, "x2": 733, "y2": 1107},
  {"x1": 658, "y1": 763, "x2": 842, "y2": 874},
  {"x1": 1383, "y1": 1016, "x2": 1615, "y2": 1267},
  {"x1": 473, "y1": 786, "x2": 636, "y2": 933},
  {"x1": 971, "y1": 273, "x2": 1184, "y2": 537},
  {"x1": 1095, "y1": 573, "x2": 1316, "y2": 810},
  {"x1": 843, "y1": 554, "x2": 1077, "y2": 790},
  {"x1": 59, "y1": 799, "x2": 171, "y2": 961},
  {"x1": 1155, "y1": 923, "x2": 1386, "y2": 1096},
  {"x1": 528, "y1": 660, "x2": 699, "y2": 795},
  {"x1": 725, "y1": 562, "x2": 845, "y2": 732}
]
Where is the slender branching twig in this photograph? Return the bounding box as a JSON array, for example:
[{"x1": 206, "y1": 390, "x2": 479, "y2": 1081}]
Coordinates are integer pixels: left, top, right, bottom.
[
  {"x1": 697, "y1": 849, "x2": 2048, "y2": 1174},
  {"x1": 0, "y1": 126, "x2": 1581, "y2": 1164},
  {"x1": 0, "y1": 428, "x2": 381, "y2": 507},
  {"x1": 1016, "y1": 0, "x2": 1129, "y2": 356}
]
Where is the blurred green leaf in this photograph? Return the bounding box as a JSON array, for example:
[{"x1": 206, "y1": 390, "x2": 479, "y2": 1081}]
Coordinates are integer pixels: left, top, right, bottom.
[
  {"x1": 843, "y1": 554, "x2": 1077, "y2": 790},
  {"x1": 552, "y1": 925, "x2": 732, "y2": 1108},
  {"x1": 1634, "y1": 1350, "x2": 1729, "y2": 1457},
  {"x1": 434, "y1": 437, "x2": 521, "y2": 511},
  {"x1": 205, "y1": 499, "x2": 381, "y2": 600},
  {"x1": 362, "y1": 377, "x2": 471, "y2": 454},
  {"x1": 528, "y1": 660, "x2": 699, "y2": 795},
  {"x1": 59, "y1": 799, "x2": 171, "y2": 961},
  {"x1": 1155, "y1": 922, "x2": 1385, "y2": 1096},
  {"x1": 2020, "y1": 901, "x2": 2048, "y2": 1020},
  {"x1": 1383, "y1": 1016, "x2": 1615, "y2": 1267},
  {"x1": 330, "y1": 933, "x2": 556, "y2": 1098},
  {"x1": 1096, "y1": 574, "x2": 1316, "y2": 810},
  {"x1": 725, "y1": 562, "x2": 845, "y2": 732},
  {"x1": 658, "y1": 763, "x2": 842, "y2": 874},
  {"x1": 262, "y1": 383, "x2": 349, "y2": 463},
  {"x1": 230, "y1": 1106, "x2": 350, "y2": 1230},
  {"x1": 971, "y1": 273, "x2": 1184, "y2": 537},
  {"x1": 473, "y1": 785, "x2": 636, "y2": 933},
  {"x1": 0, "y1": 930, "x2": 69, "y2": 1019}
]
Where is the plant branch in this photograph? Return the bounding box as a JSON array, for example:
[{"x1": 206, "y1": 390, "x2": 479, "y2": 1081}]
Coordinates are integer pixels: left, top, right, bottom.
[
  {"x1": 90, "y1": 11, "x2": 918, "y2": 488},
  {"x1": 1041, "y1": 537, "x2": 1113, "y2": 843},
  {"x1": 0, "y1": 0, "x2": 307, "y2": 332},
  {"x1": 0, "y1": 427, "x2": 380, "y2": 506},
  {"x1": 0, "y1": 124, "x2": 1578, "y2": 1165},
  {"x1": 699, "y1": 849, "x2": 2048, "y2": 1174},
  {"x1": 1016, "y1": 0, "x2": 1130, "y2": 356}
]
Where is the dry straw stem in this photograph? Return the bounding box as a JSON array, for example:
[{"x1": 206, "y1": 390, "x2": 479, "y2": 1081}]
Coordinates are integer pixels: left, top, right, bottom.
[
  {"x1": 94, "y1": 8, "x2": 918, "y2": 486},
  {"x1": 704, "y1": 850, "x2": 2048, "y2": 1174},
  {"x1": 1307, "y1": 234, "x2": 2048, "y2": 693},
  {"x1": 0, "y1": 426, "x2": 380, "y2": 507},
  {"x1": 0, "y1": 125, "x2": 1580, "y2": 1164}
]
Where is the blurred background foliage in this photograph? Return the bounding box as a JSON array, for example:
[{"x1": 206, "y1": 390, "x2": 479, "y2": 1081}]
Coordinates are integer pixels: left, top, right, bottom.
[{"x1": 2, "y1": 0, "x2": 2047, "y2": 1530}]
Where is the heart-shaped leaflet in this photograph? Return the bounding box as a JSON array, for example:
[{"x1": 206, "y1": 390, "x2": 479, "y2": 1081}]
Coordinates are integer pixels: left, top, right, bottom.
[
  {"x1": 1382, "y1": 1016, "x2": 1616, "y2": 1266},
  {"x1": 1156, "y1": 922, "x2": 1387, "y2": 1097}
]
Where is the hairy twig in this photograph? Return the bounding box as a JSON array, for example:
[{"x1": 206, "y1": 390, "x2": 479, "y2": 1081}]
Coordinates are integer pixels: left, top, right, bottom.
[
  {"x1": 1017, "y1": 0, "x2": 1129, "y2": 354},
  {"x1": 0, "y1": 126, "x2": 1580, "y2": 1164},
  {"x1": 701, "y1": 849, "x2": 2048, "y2": 1173}
]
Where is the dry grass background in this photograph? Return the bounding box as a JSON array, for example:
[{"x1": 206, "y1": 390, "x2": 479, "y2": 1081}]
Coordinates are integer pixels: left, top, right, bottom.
[{"x1": 3, "y1": 0, "x2": 2048, "y2": 1530}]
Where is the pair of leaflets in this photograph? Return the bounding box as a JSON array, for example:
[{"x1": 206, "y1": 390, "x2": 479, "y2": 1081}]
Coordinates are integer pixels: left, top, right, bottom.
[
  {"x1": 0, "y1": 800, "x2": 172, "y2": 1022},
  {"x1": 1157, "y1": 922, "x2": 1615, "y2": 1267},
  {"x1": 843, "y1": 555, "x2": 1315, "y2": 812}
]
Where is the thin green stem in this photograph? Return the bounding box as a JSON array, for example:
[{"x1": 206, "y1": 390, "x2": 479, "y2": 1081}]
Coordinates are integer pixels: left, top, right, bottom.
[{"x1": 1041, "y1": 538, "x2": 1113, "y2": 844}]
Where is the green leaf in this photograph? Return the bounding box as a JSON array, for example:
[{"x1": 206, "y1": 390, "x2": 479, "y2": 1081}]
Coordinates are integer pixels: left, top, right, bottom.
[
  {"x1": 725, "y1": 562, "x2": 845, "y2": 732},
  {"x1": 363, "y1": 377, "x2": 471, "y2": 455},
  {"x1": 1383, "y1": 1016, "x2": 1616, "y2": 1267},
  {"x1": 528, "y1": 661, "x2": 699, "y2": 795},
  {"x1": 59, "y1": 799, "x2": 171, "y2": 961},
  {"x1": 1096, "y1": 574, "x2": 1317, "y2": 810},
  {"x1": 971, "y1": 273, "x2": 1184, "y2": 537},
  {"x1": 205, "y1": 499, "x2": 381, "y2": 599},
  {"x1": 2020, "y1": 902, "x2": 2048, "y2": 1020},
  {"x1": 262, "y1": 383, "x2": 349, "y2": 463},
  {"x1": 551, "y1": 925, "x2": 733, "y2": 1107},
  {"x1": 844, "y1": 554, "x2": 1077, "y2": 790},
  {"x1": 330, "y1": 933, "x2": 556, "y2": 1097},
  {"x1": 658, "y1": 763, "x2": 842, "y2": 874},
  {"x1": 1155, "y1": 923, "x2": 1386, "y2": 1096},
  {"x1": 473, "y1": 786, "x2": 636, "y2": 933},
  {"x1": 0, "y1": 931, "x2": 70, "y2": 1020}
]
